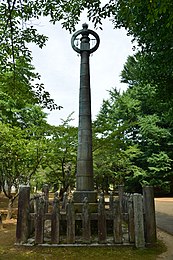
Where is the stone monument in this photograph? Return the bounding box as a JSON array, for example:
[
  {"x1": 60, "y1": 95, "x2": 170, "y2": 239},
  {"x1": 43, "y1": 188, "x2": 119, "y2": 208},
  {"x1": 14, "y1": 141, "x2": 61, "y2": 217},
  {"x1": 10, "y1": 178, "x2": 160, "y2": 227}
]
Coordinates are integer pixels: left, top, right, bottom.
[{"x1": 71, "y1": 24, "x2": 100, "y2": 203}]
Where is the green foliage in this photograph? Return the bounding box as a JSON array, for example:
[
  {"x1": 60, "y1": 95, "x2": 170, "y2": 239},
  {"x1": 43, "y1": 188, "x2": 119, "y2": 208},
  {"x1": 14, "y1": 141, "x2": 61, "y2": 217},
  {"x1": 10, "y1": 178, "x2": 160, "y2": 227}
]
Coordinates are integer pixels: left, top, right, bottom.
[
  {"x1": 0, "y1": 1, "x2": 60, "y2": 111},
  {"x1": 112, "y1": 1, "x2": 173, "y2": 98},
  {"x1": 0, "y1": 108, "x2": 49, "y2": 197},
  {"x1": 117, "y1": 20, "x2": 173, "y2": 192},
  {"x1": 93, "y1": 89, "x2": 143, "y2": 192},
  {"x1": 43, "y1": 115, "x2": 78, "y2": 195},
  {"x1": 148, "y1": 152, "x2": 172, "y2": 173},
  {"x1": 94, "y1": 79, "x2": 173, "y2": 193}
]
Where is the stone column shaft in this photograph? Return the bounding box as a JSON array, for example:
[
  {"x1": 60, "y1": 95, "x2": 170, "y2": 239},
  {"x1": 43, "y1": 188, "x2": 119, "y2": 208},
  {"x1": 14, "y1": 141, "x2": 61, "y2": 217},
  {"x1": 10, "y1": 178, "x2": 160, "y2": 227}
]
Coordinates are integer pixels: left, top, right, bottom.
[
  {"x1": 71, "y1": 24, "x2": 100, "y2": 203},
  {"x1": 77, "y1": 50, "x2": 93, "y2": 191}
]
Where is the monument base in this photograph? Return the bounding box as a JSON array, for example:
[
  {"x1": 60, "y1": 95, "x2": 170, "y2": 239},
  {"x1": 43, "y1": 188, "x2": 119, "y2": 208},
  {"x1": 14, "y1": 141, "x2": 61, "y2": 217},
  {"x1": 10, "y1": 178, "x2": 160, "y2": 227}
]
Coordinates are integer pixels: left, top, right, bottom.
[{"x1": 73, "y1": 190, "x2": 97, "y2": 203}]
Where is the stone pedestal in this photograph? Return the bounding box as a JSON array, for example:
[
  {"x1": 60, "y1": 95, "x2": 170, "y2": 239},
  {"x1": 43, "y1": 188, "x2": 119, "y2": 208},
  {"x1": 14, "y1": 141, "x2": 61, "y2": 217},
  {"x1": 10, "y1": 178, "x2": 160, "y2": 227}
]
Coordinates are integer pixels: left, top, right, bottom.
[{"x1": 73, "y1": 190, "x2": 97, "y2": 203}]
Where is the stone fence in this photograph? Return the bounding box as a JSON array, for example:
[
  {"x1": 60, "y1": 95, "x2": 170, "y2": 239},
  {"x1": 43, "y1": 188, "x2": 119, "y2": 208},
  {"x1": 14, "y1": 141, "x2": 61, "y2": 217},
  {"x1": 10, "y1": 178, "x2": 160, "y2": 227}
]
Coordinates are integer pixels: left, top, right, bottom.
[{"x1": 15, "y1": 185, "x2": 156, "y2": 248}]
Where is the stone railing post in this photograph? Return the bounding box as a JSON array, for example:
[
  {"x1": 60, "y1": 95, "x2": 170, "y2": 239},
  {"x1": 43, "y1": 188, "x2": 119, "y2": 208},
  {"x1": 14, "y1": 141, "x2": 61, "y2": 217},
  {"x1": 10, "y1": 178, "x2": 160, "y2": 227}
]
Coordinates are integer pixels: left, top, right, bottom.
[
  {"x1": 143, "y1": 186, "x2": 157, "y2": 244},
  {"x1": 82, "y1": 197, "x2": 91, "y2": 243},
  {"x1": 109, "y1": 191, "x2": 114, "y2": 211},
  {"x1": 42, "y1": 184, "x2": 49, "y2": 213},
  {"x1": 66, "y1": 199, "x2": 75, "y2": 243},
  {"x1": 98, "y1": 193, "x2": 107, "y2": 243},
  {"x1": 16, "y1": 185, "x2": 30, "y2": 244},
  {"x1": 51, "y1": 192, "x2": 60, "y2": 244},
  {"x1": 34, "y1": 194, "x2": 40, "y2": 214},
  {"x1": 35, "y1": 196, "x2": 45, "y2": 244},
  {"x1": 118, "y1": 185, "x2": 124, "y2": 213},
  {"x1": 133, "y1": 193, "x2": 145, "y2": 248},
  {"x1": 28, "y1": 197, "x2": 35, "y2": 235},
  {"x1": 128, "y1": 195, "x2": 135, "y2": 243},
  {"x1": 113, "y1": 199, "x2": 122, "y2": 244}
]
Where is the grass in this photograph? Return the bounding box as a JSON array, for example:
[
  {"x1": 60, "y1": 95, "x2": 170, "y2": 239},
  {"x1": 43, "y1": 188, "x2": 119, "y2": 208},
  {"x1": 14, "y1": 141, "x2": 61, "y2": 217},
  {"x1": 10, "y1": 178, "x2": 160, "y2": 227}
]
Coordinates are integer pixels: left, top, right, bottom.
[{"x1": 0, "y1": 193, "x2": 166, "y2": 260}]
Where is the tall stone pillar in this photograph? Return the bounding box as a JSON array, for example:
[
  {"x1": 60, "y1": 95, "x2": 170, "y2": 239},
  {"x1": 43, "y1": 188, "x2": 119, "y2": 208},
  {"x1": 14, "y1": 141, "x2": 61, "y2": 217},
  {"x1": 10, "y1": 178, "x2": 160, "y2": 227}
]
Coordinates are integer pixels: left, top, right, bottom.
[{"x1": 71, "y1": 24, "x2": 100, "y2": 202}]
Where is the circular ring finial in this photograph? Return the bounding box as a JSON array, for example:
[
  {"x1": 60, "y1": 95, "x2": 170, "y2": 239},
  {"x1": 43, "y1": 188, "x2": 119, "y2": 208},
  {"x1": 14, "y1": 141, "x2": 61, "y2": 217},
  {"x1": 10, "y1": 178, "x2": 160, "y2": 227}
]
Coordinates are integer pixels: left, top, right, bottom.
[{"x1": 71, "y1": 24, "x2": 100, "y2": 54}]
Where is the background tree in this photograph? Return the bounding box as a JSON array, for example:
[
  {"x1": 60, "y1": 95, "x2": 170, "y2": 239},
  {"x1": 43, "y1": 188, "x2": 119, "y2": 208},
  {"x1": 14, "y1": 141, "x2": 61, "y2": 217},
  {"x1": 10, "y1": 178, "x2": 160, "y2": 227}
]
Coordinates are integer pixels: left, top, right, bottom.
[
  {"x1": 0, "y1": 103, "x2": 49, "y2": 218},
  {"x1": 110, "y1": 0, "x2": 173, "y2": 100},
  {"x1": 93, "y1": 89, "x2": 144, "y2": 192},
  {"x1": 44, "y1": 115, "x2": 78, "y2": 199},
  {"x1": 120, "y1": 49, "x2": 173, "y2": 193},
  {"x1": 94, "y1": 81, "x2": 173, "y2": 194}
]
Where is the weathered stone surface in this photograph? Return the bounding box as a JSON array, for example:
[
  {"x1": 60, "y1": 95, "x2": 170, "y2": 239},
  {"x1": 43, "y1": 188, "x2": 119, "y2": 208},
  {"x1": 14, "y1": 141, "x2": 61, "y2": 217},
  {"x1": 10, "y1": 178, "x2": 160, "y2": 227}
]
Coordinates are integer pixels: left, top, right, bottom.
[
  {"x1": 133, "y1": 193, "x2": 145, "y2": 248},
  {"x1": 42, "y1": 184, "x2": 49, "y2": 213},
  {"x1": 128, "y1": 195, "x2": 135, "y2": 243},
  {"x1": 98, "y1": 194, "x2": 107, "y2": 244},
  {"x1": 143, "y1": 186, "x2": 157, "y2": 244},
  {"x1": 73, "y1": 191, "x2": 97, "y2": 203},
  {"x1": 113, "y1": 199, "x2": 122, "y2": 244},
  {"x1": 16, "y1": 185, "x2": 30, "y2": 244},
  {"x1": 51, "y1": 192, "x2": 60, "y2": 244},
  {"x1": 35, "y1": 196, "x2": 45, "y2": 244},
  {"x1": 82, "y1": 197, "x2": 91, "y2": 243},
  {"x1": 66, "y1": 199, "x2": 75, "y2": 244}
]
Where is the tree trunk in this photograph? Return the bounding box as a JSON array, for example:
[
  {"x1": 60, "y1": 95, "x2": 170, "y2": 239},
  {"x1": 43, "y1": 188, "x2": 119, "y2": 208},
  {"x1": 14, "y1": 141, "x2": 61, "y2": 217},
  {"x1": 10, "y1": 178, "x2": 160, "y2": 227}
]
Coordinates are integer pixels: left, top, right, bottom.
[
  {"x1": 6, "y1": 197, "x2": 14, "y2": 219},
  {"x1": 59, "y1": 185, "x2": 69, "y2": 201}
]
